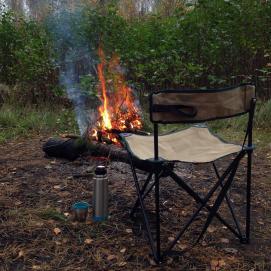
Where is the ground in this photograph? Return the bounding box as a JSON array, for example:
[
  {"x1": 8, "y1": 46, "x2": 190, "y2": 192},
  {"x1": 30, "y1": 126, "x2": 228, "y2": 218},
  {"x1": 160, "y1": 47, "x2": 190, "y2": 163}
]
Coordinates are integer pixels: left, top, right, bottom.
[{"x1": 0, "y1": 135, "x2": 271, "y2": 271}]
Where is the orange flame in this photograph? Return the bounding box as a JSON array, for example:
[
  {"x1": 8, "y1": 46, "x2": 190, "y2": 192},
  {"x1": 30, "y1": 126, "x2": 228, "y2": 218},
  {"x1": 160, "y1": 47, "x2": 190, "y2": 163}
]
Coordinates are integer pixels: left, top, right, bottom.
[
  {"x1": 90, "y1": 47, "x2": 142, "y2": 144},
  {"x1": 97, "y1": 47, "x2": 112, "y2": 131}
]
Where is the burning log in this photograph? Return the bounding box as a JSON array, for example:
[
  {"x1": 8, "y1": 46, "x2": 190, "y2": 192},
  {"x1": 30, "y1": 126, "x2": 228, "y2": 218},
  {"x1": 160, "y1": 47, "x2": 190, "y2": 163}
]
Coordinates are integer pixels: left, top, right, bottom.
[{"x1": 43, "y1": 135, "x2": 156, "y2": 172}]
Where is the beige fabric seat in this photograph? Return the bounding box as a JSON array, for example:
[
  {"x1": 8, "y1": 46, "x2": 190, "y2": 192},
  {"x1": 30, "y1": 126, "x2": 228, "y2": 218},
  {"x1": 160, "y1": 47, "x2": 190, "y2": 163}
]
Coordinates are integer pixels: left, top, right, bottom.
[{"x1": 122, "y1": 126, "x2": 242, "y2": 163}]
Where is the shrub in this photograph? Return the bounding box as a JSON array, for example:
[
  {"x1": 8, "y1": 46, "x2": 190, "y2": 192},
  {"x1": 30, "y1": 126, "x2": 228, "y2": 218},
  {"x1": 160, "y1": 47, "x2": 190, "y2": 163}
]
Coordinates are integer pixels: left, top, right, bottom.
[
  {"x1": 0, "y1": 11, "x2": 58, "y2": 104},
  {"x1": 82, "y1": 1, "x2": 271, "y2": 95}
]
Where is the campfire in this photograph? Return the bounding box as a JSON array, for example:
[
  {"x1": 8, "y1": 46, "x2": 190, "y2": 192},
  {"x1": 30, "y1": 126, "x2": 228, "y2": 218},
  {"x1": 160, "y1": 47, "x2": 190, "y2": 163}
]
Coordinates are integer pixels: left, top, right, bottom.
[{"x1": 89, "y1": 47, "x2": 143, "y2": 144}]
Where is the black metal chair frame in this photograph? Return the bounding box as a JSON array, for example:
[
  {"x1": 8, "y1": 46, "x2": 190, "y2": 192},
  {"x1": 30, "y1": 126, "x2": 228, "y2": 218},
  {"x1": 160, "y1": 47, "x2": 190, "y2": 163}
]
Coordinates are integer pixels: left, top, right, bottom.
[{"x1": 121, "y1": 87, "x2": 256, "y2": 263}]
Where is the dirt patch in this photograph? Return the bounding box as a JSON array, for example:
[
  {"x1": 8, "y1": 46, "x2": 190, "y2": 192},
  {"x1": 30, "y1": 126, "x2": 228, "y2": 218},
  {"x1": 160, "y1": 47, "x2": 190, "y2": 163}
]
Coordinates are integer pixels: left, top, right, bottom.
[{"x1": 0, "y1": 136, "x2": 270, "y2": 270}]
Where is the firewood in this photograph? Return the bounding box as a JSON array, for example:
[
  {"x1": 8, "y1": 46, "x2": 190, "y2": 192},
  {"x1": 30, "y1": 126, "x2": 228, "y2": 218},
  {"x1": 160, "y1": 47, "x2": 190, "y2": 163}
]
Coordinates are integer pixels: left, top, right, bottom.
[{"x1": 43, "y1": 137, "x2": 161, "y2": 172}]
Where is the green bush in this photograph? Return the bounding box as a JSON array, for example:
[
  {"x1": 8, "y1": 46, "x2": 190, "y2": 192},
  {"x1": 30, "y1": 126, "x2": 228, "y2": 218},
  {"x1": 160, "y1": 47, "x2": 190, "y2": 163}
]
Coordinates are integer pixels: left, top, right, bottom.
[
  {"x1": 0, "y1": 11, "x2": 58, "y2": 104},
  {"x1": 83, "y1": 1, "x2": 271, "y2": 93}
]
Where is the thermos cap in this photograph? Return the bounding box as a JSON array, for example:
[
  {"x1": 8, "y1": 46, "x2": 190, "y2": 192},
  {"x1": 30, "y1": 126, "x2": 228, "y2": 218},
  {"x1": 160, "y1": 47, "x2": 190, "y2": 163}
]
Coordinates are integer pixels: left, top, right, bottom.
[
  {"x1": 72, "y1": 201, "x2": 89, "y2": 210},
  {"x1": 95, "y1": 165, "x2": 107, "y2": 175}
]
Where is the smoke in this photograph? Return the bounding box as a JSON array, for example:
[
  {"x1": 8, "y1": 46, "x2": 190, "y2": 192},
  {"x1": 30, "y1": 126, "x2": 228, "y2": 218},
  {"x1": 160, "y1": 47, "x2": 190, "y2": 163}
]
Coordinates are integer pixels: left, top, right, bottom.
[{"x1": 46, "y1": 5, "x2": 97, "y2": 135}]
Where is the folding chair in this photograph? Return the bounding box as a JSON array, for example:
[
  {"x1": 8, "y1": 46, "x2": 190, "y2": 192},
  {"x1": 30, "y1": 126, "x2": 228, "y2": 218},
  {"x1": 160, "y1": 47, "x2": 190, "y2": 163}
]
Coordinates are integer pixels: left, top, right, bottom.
[{"x1": 120, "y1": 84, "x2": 256, "y2": 263}]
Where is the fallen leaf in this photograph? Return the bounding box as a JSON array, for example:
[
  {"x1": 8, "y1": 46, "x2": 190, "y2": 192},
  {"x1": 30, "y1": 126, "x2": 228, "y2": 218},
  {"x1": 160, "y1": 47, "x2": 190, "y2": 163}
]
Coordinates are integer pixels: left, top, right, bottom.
[
  {"x1": 84, "y1": 239, "x2": 93, "y2": 245},
  {"x1": 118, "y1": 262, "x2": 127, "y2": 267},
  {"x1": 32, "y1": 266, "x2": 42, "y2": 270},
  {"x1": 224, "y1": 248, "x2": 238, "y2": 254},
  {"x1": 168, "y1": 236, "x2": 175, "y2": 242},
  {"x1": 64, "y1": 212, "x2": 70, "y2": 217},
  {"x1": 125, "y1": 229, "x2": 132, "y2": 233},
  {"x1": 220, "y1": 238, "x2": 229, "y2": 244},
  {"x1": 178, "y1": 243, "x2": 188, "y2": 250},
  {"x1": 53, "y1": 185, "x2": 61, "y2": 190},
  {"x1": 201, "y1": 240, "x2": 207, "y2": 246},
  {"x1": 210, "y1": 259, "x2": 226, "y2": 271},
  {"x1": 149, "y1": 258, "x2": 157, "y2": 266},
  {"x1": 15, "y1": 200, "x2": 22, "y2": 206},
  {"x1": 120, "y1": 248, "x2": 126, "y2": 253},
  {"x1": 53, "y1": 227, "x2": 61, "y2": 235},
  {"x1": 57, "y1": 191, "x2": 71, "y2": 197},
  {"x1": 45, "y1": 165, "x2": 52, "y2": 170},
  {"x1": 181, "y1": 210, "x2": 187, "y2": 216},
  {"x1": 18, "y1": 250, "x2": 24, "y2": 258},
  {"x1": 207, "y1": 225, "x2": 216, "y2": 233},
  {"x1": 107, "y1": 255, "x2": 116, "y2": 261}
]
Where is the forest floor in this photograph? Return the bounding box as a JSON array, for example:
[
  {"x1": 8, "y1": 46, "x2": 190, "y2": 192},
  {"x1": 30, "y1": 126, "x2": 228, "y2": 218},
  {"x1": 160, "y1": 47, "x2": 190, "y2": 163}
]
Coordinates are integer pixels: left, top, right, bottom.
[{"x1": 0, "y1": 134, "x2": 271, "y2": 271}]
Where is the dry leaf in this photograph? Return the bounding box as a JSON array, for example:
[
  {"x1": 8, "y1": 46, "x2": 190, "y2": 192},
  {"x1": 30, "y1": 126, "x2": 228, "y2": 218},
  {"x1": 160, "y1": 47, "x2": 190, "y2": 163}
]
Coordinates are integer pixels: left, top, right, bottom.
[
  {"x1": 178, "y1": 243, "x2": 188, "y2": 250},
  {"x1": 224, "y1": 248, "x2": 238, "y2": 254},
  {"x1": 45, "y1": 165, "x2": 52, "y2": 170},
  {"x1": 35, "y1": 221, "x2": 44, "y2": 227},
  {"x1": 53, "y1": 185, "x2": 61, "y2": 190},
  {"x1": 207, "y1": 225, "x2": 216, "y2": 233},
  {"x1": 107, "y1": 255, "x2": 116, "y2": 261},
  {"x1": 15, "y1": 200, "x2": 22, "y2": 206},
  {"x1": 84, "y1": 239, "x2": 93, "y2": 245},
  {"x1": 120, "y1": 248, "x2": 126, "y2": 253},
  {"x1": 53, "y1": 227, "x2": 61, "y2": 235},
  {"x1": 125, "y1": 229, "x2": 132, "y2": 233},
  {"x1": 55, "y1": 241, "x2": 62, "y2": 246},
  {"x1": 118, "y1": 261, "x2": 127, "y2": 267},
  {"x1": 220, "y1": 238, "x2": 229, "y2": 244},
  {"x1": 201, "y1": 240, "x2": 207, "y2": 246},
  {"x1": 64, "y1": 212, "x2": 69, "y2": 217},
  {"x1": 57, "y1": 191, "x2": 71, "y2": 198},
  {"x1": 210, "y1": 259, "x2": 226, "y2": 271},
  {"x1": 18, "y1": 250, "x2": 24, "y2": 258},
  {"x1": 168, "y1": 236, "x2": 175, "y2": 242},
  {"x1": 32, "y1": 266, "x2": 42, "y2": 270},
  {"x1": 149, "y1": 258, "x2": 157, "y2": 266}
]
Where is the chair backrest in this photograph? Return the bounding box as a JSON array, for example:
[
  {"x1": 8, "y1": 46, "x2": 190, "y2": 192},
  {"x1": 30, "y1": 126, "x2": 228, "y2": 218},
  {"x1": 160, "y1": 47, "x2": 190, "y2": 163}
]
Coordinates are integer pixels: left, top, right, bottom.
[{"x1": 150, "y1": 84, "x2": 256, "y2": 124}]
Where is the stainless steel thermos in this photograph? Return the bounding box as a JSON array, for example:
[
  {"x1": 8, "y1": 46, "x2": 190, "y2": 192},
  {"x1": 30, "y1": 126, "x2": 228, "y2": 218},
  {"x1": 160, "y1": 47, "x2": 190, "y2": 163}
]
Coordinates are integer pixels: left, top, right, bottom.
[{"x1": 93, "y1": 165, "x2": 108, "y2": 222}]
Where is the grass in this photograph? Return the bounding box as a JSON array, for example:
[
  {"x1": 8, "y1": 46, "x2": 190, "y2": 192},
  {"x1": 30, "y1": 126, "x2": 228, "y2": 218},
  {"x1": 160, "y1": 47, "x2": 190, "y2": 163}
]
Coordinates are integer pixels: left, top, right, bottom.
[
  {"x1": 0, "y1": 104, "x2": 78, "y2": 143},
  {"x1": 0, "y1": 100, "x2": 270, "y2": 147}
]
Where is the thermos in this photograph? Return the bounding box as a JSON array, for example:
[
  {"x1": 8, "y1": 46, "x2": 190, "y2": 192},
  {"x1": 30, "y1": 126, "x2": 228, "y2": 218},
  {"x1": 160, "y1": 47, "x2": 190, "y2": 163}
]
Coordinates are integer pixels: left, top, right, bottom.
[{"x1": 93, "y1": 165, "x2": 108, "y2": 222}]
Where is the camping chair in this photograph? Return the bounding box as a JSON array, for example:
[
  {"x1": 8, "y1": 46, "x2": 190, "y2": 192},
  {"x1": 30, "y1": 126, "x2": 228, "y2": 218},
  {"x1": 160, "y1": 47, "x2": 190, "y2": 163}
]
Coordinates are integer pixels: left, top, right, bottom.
[{"x1": 120, "y1": 84, "x2": 256, "y2": 263}]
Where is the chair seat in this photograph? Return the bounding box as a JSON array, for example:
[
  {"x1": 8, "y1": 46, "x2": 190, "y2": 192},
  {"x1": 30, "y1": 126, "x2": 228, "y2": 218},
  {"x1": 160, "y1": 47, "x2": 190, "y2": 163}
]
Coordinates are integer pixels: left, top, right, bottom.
[{"x1": 121, "y1": 126, "x2": 242, "y2": 163}]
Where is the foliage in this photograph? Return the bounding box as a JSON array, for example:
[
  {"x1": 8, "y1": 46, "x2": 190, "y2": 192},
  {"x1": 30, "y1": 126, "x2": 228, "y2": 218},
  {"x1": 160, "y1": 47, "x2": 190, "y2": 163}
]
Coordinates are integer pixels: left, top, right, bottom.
[
  {"x1": 0, "y1": 11, "x2": 57, "y2": 104},
  {"x1": 83, "y1": 0, "x2": 271, "y2": 94},
  {"x1": 1, "y1": 0, "x2": 271, "y2": 105}
]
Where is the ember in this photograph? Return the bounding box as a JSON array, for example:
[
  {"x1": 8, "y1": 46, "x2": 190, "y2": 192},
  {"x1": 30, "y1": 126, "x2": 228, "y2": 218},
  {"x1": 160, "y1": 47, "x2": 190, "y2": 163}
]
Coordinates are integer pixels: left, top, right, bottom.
[{"x1": 90, "y1": 47, "x2": 142, "y2": 144}]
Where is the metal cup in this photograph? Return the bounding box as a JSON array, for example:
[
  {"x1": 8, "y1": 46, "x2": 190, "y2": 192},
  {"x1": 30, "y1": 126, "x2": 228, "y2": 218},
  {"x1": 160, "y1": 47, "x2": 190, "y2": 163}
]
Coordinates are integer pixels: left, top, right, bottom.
[{"x1": 72, "y1": 202, "x2": 89, "y2": 222}]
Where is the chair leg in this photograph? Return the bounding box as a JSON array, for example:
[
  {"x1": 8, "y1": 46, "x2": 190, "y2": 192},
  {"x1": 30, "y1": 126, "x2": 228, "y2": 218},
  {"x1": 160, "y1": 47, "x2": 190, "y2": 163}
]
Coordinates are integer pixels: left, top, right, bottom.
[
  {"x1": 130, "y1": 173, "x2": 153, "y2": 218},
  {"x1": 213, "y1": 163, "x2": 242, "y2": 238},
  {"x1": 128, "y1": 155, "x2": 158, "y2": 261},
  {"x1": 155, "y1": 172, "x2": 161, "y2": 261},
  {"x1": 244, "y1": 150, "x2": 252, "y2": 244},
  {"x1": 164, "y1": 152, "x2": 246, "y2": 255},
  {"x1": 196, "y1": 157, "x2": 241, "y2": 243}
]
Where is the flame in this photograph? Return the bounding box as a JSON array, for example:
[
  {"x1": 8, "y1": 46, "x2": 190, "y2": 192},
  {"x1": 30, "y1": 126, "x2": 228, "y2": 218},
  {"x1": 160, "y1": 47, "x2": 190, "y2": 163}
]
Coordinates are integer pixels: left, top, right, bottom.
[
  {"x1": 97, "y1": 47, "x2": 112, "y2": 131},
  {"x1": 90, "y1": 47, "x2": 142, "y2": 144}
]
